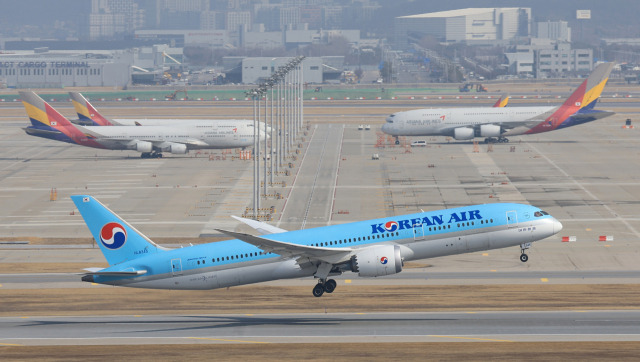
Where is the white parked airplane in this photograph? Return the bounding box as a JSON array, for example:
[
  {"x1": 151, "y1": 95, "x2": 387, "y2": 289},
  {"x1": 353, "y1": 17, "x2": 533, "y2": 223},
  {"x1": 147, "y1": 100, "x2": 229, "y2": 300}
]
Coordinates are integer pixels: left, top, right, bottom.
[
  {"x1": 69, "y1": 91, "x2": 258, "y2": 128},
  {"x1": 21, "y1": 91, "x2": 267, "y2": 158},
  {"x1": 382, "y1": 63, "x2": 614, "y2": 143},
  {"x1": 72, "y1": 195, "x2": 562, "y2": 297}
]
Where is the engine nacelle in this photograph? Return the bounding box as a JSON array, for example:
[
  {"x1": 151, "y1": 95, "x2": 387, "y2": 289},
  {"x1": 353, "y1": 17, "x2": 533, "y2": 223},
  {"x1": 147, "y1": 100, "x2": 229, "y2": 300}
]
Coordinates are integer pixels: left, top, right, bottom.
[
  {"x1": 162, "y1": 143, "x2": 188, "y2": 154},
  {"x1": 129, "y1": 141, "x2": 152, "y2": 153},
  {"x1": 479, "y1": 124, "x2": 501, "y2": 137},
  {"x1": 453, "y1": 127, "x2": 474, "y2": 140},
  {"x1": 351, "y1": 244, "x2": 403, "y2": 277}
]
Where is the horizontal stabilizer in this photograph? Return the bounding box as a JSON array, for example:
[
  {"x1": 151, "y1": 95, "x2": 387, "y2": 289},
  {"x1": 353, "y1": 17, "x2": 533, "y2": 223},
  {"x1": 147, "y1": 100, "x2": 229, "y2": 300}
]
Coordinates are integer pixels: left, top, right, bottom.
[{"x1": 230, "y1": 215, "x2": 288, "y2": 235}]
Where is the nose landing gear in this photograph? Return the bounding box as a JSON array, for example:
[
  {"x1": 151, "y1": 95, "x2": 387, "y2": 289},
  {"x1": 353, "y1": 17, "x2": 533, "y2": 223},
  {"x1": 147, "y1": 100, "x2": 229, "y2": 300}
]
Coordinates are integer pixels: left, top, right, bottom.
[{"x1": 519, "y1": 242, "x2": 531, "y2": 262}]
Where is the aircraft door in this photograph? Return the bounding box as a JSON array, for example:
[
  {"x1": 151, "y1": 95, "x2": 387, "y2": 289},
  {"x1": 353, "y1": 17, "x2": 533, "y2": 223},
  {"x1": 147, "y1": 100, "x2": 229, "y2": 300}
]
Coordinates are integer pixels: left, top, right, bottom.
[
  {"x1": 413, "y1": 223, "x2": 425, "y2": 240},
  {"x1": 506, "y1": 210, "x2": 518, "y2": 228},
  {"x1": 171, "y1": 258, "x2": 183, "y2": 276}
]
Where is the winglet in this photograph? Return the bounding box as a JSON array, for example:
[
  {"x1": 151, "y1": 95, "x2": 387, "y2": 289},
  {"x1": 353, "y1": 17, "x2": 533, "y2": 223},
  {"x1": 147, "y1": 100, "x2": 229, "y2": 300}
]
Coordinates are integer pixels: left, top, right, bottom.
[{"x1": 230, "y1": 215, "x2": 288, "y2": 235}]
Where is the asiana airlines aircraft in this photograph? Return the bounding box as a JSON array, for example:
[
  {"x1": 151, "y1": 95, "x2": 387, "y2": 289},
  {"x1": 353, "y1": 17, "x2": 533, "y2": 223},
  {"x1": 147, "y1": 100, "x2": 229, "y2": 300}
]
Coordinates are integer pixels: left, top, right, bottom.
[
  {"x1": 72, "y1": 195, "x2": 562, "y2": 297},
  {"x1": 382, "y1": 62, "x2": 614, "y2": 143},
  {"x1": 68, "y1": 91, "x2": 257, "y2": 128},
  {"x1": 20, "y1": 91, "x2": 268, "y2": 158}
]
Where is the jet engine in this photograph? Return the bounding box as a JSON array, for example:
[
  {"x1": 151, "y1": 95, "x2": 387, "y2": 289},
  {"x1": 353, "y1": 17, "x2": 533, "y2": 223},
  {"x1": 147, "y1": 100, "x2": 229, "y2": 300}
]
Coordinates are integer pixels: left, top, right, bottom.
[
  {"x1": 161, "y1": 143, "x2": 188, "y2": 154},
  {"x1": 129, "y1": 141, "x2": 152, "y2": 153},
  {"x1": 350, "y1": 244, "x2": 403, "y2": 277},
  {"x1": 479, "y1": 124, "x2": 501, "y2": 137},
  {"x1": 453, "y1": 127, "x2": 474, "y2": 140}
]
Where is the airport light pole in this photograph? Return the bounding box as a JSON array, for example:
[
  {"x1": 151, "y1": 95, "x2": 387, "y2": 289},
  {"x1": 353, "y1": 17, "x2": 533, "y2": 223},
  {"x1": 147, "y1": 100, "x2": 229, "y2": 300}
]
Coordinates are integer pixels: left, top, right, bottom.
[{"x1": 242, "y1": 57, "x2": 304, "y2": 218}]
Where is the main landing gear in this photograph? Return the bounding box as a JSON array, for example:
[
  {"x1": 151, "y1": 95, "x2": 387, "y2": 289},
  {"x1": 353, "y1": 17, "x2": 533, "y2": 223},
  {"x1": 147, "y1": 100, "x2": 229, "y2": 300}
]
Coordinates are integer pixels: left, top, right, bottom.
[
  {"x1": 519, "y1": 242, "x2": 531, "y2": 262},
  {"x1": 394, "y1": 136, "x2": 400, "y2": 145},
  {"x1": 141, "y1": 152, "x2": 163, "y2": 159},
  {"x1": 312, "y1": 279, "x2": 337, "y2": 297},
  {"x1": 484, "y1": 137, "x2": 509, "y2": 144}
]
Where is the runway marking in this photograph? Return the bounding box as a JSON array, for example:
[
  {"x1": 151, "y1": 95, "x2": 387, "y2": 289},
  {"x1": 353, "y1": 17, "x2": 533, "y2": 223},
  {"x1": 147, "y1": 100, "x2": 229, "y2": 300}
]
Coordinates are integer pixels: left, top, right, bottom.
[
  {"x1": 345, "y1": 279, "x2": 352, "y2": 284},
  {"x1": 187, "y1": 337, "x2": 269, "y2": 344},
  {"x1": 0, "y1": 342, "x2": 23, "y2": 346},
  {"x1": 541, "y1": 278, "x2": 549, "y2": 282},
  {"x1": 526, "y1": 141, "x2": 640, "y2": 240},
  {"x1": 429, "y1": 335, "x2": 514, "y2": 342}
]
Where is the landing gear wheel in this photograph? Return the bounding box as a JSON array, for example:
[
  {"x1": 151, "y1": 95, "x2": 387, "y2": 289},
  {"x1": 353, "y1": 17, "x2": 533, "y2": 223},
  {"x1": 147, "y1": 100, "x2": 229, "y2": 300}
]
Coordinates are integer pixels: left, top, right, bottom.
[
  {"x1": 141, "y1": 152, "x2": 151, "y2": 159},
  {"x1": 324, "y1": 279, "x2": 337, "y2": 293},
  {"x1": 395, "y1": 138, "x2": 400, "y2": 145},
  {"x1": 520, "y1": 253, "x2": 529, "y2": 262},
  {"x1": 312, "y1": 283, "x2": 325, "y2": 297}
]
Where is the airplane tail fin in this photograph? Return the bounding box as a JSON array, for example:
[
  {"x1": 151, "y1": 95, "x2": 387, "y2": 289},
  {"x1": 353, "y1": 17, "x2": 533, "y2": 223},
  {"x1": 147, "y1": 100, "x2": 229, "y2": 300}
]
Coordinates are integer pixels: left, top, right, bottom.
[
  {"x1": 580, "y1": 62, "x2": 614, "y2": 110},
  {"x1": 20, "y1": 91, "x2": 75, "y2": 129},
  {"x1": 20, "y1": 91, "x2": 57, "y2": 129},
  {"x1": 71, "y1": 195, "x2": 169, "y2": 266},
  {"x1": 492, "y1": 93, "x2": 509, "y2": 108},
  {"x1": 68, "y1": 92, "x2": 117, "y2": 126},
  {"x1": 20, "y1": 91, "x2": 101, "y2": 146},
  {"x1": 525, "y1": 63, "x2": 614, "y2": 134}
]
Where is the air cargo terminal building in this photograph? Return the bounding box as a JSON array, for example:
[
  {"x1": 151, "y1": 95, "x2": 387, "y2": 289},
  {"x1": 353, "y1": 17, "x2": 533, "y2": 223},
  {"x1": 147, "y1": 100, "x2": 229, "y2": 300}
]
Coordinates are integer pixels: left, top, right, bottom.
[{"x1": 0, "y1": 49, "x2": 132, "y2": 88}]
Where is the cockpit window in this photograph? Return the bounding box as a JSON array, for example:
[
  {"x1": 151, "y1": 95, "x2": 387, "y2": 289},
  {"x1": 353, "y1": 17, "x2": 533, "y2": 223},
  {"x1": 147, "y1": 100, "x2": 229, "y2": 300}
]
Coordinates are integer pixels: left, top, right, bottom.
[
  {"x1": 386, "y1": 119, "x2": 394, "y2": 123},
  {"x1": 534, "y1": 211, "x2": 549, "y2": 217}
]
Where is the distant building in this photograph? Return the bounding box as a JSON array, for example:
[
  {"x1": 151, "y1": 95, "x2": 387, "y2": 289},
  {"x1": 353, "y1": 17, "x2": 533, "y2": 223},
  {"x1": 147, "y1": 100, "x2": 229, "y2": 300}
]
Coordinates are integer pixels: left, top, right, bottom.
[
  {"x1": 536, "y1": 42, "x2": 592, "y2": 77},
  {"x1": 88, "y1": 0, "x2": 145, "y2": 40},
  {"x1": 535, "y1": 21, "x2": 571, "y2": 43},
  {"x1": 394, "y1": 8, "x2": 531, "y2": 49},
  {"x1": 503, "y1": 41, "x2": 593, "y2": 78},
  {"x1": 0, "y1": 49, "x2": 132, "y2": 88},
  {"x1": 223, "y1": 56, "x2": 343, "y2": 84}
]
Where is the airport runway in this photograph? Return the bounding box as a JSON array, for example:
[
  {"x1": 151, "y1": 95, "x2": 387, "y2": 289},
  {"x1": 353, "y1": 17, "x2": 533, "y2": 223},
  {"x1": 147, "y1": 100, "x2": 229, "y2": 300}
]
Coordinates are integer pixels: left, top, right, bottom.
[
  {"x1": 2, "y1": 269, "x2": 640, "y2": 289},
  {"x1": 1, "y1": 94, "x2": 640, "y2": 352},
  {"x1": 2, "y1": 310, "x2": 640, "y2": 345}
]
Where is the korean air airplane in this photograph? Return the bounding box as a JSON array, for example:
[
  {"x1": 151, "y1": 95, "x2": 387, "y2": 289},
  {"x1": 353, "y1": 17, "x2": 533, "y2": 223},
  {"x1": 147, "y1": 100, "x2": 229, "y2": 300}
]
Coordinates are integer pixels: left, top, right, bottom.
[
  {"x1": 21, "y1": 91, "x2": 268, "y2": 158},
  {"x1": 72, "y1": 195, "x2": 562, "y2": 297},
  {"x1": 382, "y1": 63, "x2": 614, "y2": 144},
  {"x1": 69, "y1": 91, "x2": 259, "y2": 128}
]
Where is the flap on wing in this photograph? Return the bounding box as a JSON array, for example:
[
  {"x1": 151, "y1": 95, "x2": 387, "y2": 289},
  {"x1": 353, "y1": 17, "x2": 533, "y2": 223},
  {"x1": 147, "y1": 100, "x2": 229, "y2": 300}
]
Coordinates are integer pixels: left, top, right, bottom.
[
  {"x1": 231, "y1": 215, "x2": 288, "y2": 235},
  {"x1": 83, "y1": 267, "x2": 147, "y2": 276},
  {"x1": 215, "y1": 228, "x2": 352, "y2": 263}
]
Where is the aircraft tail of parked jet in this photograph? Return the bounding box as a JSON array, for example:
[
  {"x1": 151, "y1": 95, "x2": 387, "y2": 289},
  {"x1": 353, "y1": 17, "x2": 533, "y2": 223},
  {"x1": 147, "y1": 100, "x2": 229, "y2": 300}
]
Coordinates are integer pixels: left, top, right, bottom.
[
  {"x1": 72, "y1": 195, "x2": 168, "y2": 267},
  {"x1": 524, "y1": 62, "x2": 614, "y2": 135},
  {"x1": 20, "y1": 91, "x2": 106, "y2": 149},
  {"x1": 69, "y1": 92, "x2": 117, "y2": 126},
  {"x1": 492, "y1": 93, "x2": 509, "y2": 108}
]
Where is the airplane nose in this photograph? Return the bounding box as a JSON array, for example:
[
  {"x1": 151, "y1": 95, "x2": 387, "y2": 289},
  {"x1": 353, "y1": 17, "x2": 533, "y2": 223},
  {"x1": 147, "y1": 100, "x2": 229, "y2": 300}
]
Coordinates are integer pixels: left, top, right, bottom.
[{"x1": 552, "y1": 218, "x2": 563, "y2": 234}]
